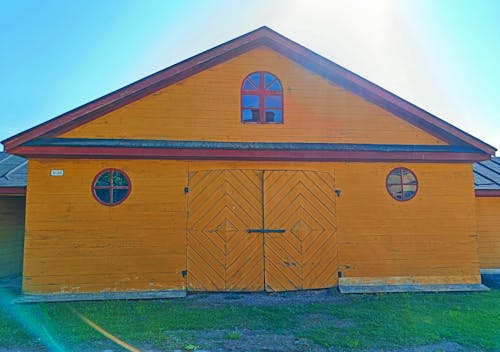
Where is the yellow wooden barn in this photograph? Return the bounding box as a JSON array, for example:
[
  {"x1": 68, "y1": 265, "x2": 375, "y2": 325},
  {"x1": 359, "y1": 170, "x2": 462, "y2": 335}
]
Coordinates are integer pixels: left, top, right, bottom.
[{"x1": 3, "y1": 27, "x2": 496, "y2": 300}]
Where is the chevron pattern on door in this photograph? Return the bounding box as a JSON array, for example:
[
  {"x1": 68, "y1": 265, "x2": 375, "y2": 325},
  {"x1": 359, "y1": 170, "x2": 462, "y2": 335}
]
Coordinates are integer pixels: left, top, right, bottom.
[
  {"x1": 187, "y1": 169, "x2": 337, "y2": 292},
  {"x1": 264, "y1": 170, "x2": 337, "y2": 291},
  {"x1": 187, "y1": 170, "x2": 264, "y2": 291}
]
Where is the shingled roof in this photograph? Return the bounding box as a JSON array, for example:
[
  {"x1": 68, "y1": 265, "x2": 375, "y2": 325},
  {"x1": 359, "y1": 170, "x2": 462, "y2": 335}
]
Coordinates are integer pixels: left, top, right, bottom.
[
  {"x1": 474, "y1": 157, "x2": 500, "y2": 196},
  {"x1": 0, "y1": 152, "x2": 27, "y2": 195}
]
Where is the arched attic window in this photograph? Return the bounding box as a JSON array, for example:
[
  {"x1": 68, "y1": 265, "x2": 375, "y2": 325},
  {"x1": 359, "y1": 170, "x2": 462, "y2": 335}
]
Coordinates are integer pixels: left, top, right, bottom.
[{"x1": 241, "y1": 72, "x2": 283, "y2": 124}]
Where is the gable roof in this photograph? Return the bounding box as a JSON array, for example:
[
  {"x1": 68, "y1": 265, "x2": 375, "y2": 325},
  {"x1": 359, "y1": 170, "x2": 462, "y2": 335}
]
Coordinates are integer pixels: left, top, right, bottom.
[
  {"x1": 474, "y1": 157, "x2": 500, "y2": 196},
  {"x1": 0, "y1": 152, "x2": 27, "y2": 195},
  {"x1": 2, "y1": 26, "x2": 496, "y2": 156}
]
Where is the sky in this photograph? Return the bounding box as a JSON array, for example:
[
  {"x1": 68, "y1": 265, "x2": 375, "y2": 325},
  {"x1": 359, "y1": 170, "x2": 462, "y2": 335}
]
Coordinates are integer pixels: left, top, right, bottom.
[{"x1": 1, "y1": 0, "x2": 499, "y2": 152}]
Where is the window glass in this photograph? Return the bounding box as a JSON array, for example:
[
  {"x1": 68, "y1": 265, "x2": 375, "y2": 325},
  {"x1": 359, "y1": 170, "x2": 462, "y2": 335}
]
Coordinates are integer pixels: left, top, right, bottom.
[
  {"x1": 386, "y1": 173, "x2": 401, "y2": 186},
  {"x1": 248, "y1": 73, "x2": 260, "y2": 87},
  {"x1": 95, "y1": 189, "x2": 111, "y2": 204},
  {"x1": 267, "y1": 80, "x2": 282, "y2": 91},
  {"x1": 387, "y1": 184, "x2": 402, "y2": 200},
  {"x1": 402, "y1": 184, "x2": 417, "y2": 199},
  {"x1": 386, "y1": 168, "x2": 418, "y2": 201},
  {"x1": 242, "y1": 95, "x2": 260, "y2": 108},
  {"x1": 113, "y1": 172, "x2": 129, "y2": 186},
  {"x1": 242, "y1": 109, "x2": 260, "y2": 122},
  {"x1": 113, "y1": 189, "x2": 130, "y2": 203},
  {"x1": 264, "y1": 73, "x2": 282, "y2": 91},
  {"x1": 95, "y1": 171, "x2": 110, "y2": 186},
  {"x1": 93, "y1": 169, "x2": 131, "y2": 206},
  {"x1": 265, "y1": 110, "x2": 283, "y2": 123},
  {"x1": 264, "y1": 96, "x2": 282, "y2": 108},
  {"x1": 242, "y1": 80, "x2": 257, "y2": 90},
  {"x1": 241, "y1": 72, "x2": 283, "y2": 124}
]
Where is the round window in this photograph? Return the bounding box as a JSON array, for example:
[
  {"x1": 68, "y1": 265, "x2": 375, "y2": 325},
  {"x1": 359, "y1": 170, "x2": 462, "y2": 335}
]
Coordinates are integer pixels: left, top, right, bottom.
[
  {"x1": 386, "y1": 167, "x2": 418, "y2": 201},
  {"x1": 92, "y1": 169, "x2": 131, "y2": 206}
]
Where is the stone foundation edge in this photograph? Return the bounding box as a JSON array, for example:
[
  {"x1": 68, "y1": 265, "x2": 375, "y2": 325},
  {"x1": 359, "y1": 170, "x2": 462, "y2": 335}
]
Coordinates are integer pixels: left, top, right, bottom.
[{"x1": 15, "y1": 289, "x2": 187, "y2": 304}]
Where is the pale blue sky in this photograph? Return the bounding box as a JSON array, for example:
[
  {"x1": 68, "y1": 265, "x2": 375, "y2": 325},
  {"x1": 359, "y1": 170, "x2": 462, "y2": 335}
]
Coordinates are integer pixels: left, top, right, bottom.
[{"x1": 1, "y1": 0, "x2": 499, "y2": 151}]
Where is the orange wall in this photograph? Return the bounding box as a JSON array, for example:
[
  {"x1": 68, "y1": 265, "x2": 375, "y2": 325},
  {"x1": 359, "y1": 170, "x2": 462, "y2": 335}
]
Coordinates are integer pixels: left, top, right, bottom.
[
  {"x1": 336, "y1": 162, "x2": 479, "y2": 284},
  {"x1": 24, "y1": 159, "x2": 188, "y2": 294},
  {"x1": 23, "y1": 159, "x2": 479, "y2": 294},
  {"x1": 60, "y1": 47, "x2": 446, "y2": 146},
  {"x1": 0, "y1": 195, "x2": 25, "y2": 277},
  {"x1": 476, "y1": 197, "x2": 500, "y2": 269}
]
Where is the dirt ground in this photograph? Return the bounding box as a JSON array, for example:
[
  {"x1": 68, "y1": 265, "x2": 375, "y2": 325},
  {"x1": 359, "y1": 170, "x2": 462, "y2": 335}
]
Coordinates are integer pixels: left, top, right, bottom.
[
  {"x1": 153, "y1": 290, "x2": 483, "y2": 352},
  {"x1": 1, "y1": 276, "x2": 496, "y2": 352}
]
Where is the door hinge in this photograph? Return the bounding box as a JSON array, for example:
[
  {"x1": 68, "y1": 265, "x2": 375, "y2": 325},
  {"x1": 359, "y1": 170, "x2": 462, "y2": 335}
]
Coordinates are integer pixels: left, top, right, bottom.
[
  {"x1": 181, "y1": 270, "x2": 187, "y2": 278},
  {"x1": 184, "y1": 186, "x2": 189, "y2": 194}
]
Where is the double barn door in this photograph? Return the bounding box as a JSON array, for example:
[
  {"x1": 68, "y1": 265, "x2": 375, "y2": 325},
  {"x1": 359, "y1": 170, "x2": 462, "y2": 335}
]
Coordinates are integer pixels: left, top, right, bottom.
[{"x1": 187, "y1": 169, "x2": 337, "y2": 292}]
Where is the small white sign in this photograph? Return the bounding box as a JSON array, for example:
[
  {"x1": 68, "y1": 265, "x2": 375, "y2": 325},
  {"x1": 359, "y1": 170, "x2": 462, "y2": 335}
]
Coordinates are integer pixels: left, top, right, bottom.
[{"x1": 50, "y1": 169, "x2": 64, "y2": 176}]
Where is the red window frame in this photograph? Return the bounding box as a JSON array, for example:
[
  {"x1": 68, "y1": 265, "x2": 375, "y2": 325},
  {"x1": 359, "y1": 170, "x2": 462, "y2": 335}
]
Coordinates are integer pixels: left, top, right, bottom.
[
  {"x1": 386, "y1": 167, "x2": 418, "y2": 201},
  {"x1": 241, "y1": 71, "x2": 283, "y2": 124},
  {"x1": 92, "y1": 168, "x2": 131, "y2": 206}
]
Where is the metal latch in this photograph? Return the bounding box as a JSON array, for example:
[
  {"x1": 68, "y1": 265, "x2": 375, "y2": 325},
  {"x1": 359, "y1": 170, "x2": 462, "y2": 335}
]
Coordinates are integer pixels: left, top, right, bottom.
[{"x1": 247, "y1": 229, "x2": 285, "y2": 233}]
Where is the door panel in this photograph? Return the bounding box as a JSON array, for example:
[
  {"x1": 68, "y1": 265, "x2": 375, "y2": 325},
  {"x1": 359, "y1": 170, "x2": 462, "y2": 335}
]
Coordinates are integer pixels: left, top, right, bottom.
[
  {"x1": 264, "y1": 170, "x2": 337, "y2": 291},
  {"x1": 187, "y1": 169, "x2": 337, "y2": 292},
  {"x1": 187, "y1": 170, "x2": 264, "y2": 291}
]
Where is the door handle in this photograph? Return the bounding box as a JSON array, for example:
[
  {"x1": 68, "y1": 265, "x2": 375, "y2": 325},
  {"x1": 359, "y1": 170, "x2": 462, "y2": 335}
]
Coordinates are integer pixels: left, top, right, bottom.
[{"x1": 247, "y1": 229, "x2": 285, "y2": 233}]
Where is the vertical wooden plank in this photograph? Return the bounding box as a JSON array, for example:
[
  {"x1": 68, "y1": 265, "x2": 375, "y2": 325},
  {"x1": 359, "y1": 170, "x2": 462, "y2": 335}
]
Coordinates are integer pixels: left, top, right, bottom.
[
  {"x1": 301, "y1": 172, "x2": 338, "y2": 289},
  {"x1": 264, "y1": 171, "x2": 303, "y2": 291},
  {"x1": 187, "y1": 170, "x2": 264, "y2": 291},
  {"x1": 263, "y1": 170, "x2": 337, "y2": 291}
]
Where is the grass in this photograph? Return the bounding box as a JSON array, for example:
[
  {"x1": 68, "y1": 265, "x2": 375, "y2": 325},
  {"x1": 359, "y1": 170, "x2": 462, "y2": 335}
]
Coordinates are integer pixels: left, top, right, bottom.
[
  {"x1": 0, "y1": 288, "x2": 499, "y2": 351},
  {"x1": 225, "y1": 331, "x2": 243, "y2": 340},
  {"x1": 300, "y1": 291, "x2": 500, "y2": 349}
]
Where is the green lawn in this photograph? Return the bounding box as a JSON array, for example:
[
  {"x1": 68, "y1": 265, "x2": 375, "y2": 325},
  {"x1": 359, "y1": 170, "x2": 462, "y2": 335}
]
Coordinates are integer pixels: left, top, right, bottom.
[{"x1": 0, "y1": 287, "x2": 499, "y2": 351}]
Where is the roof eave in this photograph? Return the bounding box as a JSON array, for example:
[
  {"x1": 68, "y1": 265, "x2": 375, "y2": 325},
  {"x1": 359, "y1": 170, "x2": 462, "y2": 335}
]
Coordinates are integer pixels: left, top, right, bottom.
[
  {"x1": 0, "y1": 186, "x2": 26, "y2": 196},
  {"x1": 475, "y1": 189, "x2": 500, "y2": 197},
  {"x1": 3, "y1": 27, "x2": 496, "y2": 155},
  {"x1": 10, "y1": 139, "x2": 490, "y2": 163}
]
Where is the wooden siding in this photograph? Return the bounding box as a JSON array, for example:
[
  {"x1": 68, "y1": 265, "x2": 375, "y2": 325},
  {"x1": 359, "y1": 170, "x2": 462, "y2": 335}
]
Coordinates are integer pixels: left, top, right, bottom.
[
  {"x1": 189, "y1": 161, "x2": 479, "y2": 284},
  {"x1": 23, "y1": 159, "x2": 188, "y2": 294},
  {"x1": 60, "y1": 47, "x2": 447, "y2": 146},
  {"x1": 23, "y1": 159, "x2": 479, "y2": 294},
  {"x1": 336, "y1": 162, "x2": 480, "y2": 283},
  {"x1": 0, "y1": 196, "x2": 25, "y2": 277},
  {"x1": 476, "y1": 197, "x2": 500, "y2": 269}
]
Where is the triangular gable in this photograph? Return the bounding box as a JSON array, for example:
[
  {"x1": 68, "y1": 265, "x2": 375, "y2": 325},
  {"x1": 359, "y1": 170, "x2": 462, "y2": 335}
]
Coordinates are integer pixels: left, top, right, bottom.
[
  {"x1": 2, "y1": 26, "x2": 496, "y2": 155},
  {"x1": 55, "y1": 46, "x2": 449, "y2": 146}
]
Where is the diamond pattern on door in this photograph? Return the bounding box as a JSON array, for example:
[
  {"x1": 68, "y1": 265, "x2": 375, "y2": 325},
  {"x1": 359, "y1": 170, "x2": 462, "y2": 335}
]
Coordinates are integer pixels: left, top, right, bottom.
[
  {"x1": 264, "y1": 170, "x2": 337, "y2": 291},
  {"x1": 187, "y1": 170, "x2": 264, "y2": 291},
  {"x1": 186, "y1": 169, "x2": 337, "y2": 292}
]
